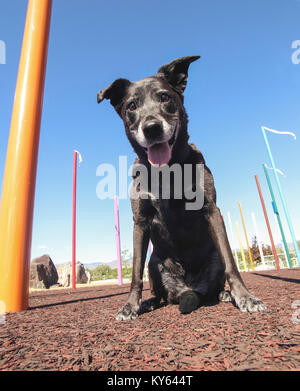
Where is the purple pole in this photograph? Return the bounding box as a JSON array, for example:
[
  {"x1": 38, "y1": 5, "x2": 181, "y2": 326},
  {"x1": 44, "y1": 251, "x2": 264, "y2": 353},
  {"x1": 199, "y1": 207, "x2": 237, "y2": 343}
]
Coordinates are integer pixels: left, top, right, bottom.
[{"x1": 114, "y1": 195, "x2": 123, "y2": 286}]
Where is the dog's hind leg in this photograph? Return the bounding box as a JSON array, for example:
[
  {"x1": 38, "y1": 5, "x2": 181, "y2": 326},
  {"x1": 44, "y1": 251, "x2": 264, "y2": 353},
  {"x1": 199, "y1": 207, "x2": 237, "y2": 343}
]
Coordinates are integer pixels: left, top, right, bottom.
[
  {"x1": 179, "y1": 251, "x2": 225, "y2": 314},
  {"x1": 203, "y1": 169, "x2": 266, "y2": 313},
  {"x1": 207, "y1": 204, "x2": 266, "y2": 312},
  {"x1": 179, "y1": 291, "x2": 202, "y2": 314},
  {"x1": 140, "y1": 296, "x2": 163, "y2": 313},
  {"x1": 218, "y1": 290, "x2": 233, "y2": 302}
]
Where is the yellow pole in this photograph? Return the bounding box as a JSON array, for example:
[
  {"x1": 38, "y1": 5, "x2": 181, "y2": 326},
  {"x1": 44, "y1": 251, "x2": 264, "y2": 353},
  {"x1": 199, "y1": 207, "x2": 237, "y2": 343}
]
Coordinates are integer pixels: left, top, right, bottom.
[
  {"x1": 235, "y1": 221, "x2": 248, "y2": 272},
  {"x1": 238, "y1": 202, "x2": 255, "y2": 271},
  {"x1": 0, "y1": 0, "x2": 52, "y2": 313}
]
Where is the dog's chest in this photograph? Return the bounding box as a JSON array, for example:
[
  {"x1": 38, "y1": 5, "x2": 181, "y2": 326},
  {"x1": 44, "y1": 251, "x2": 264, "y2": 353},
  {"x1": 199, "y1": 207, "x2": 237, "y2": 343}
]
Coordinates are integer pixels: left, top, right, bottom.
[{"x1": 150, "y1": 198, "x2": 208, "y2": 248}]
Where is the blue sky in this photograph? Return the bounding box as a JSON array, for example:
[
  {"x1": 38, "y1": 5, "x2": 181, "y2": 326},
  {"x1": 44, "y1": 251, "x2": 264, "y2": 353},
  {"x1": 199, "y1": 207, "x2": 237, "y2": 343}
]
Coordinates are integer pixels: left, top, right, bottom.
[{"x1": 0, "y1": 0, "x2": 300, "y2": 265}]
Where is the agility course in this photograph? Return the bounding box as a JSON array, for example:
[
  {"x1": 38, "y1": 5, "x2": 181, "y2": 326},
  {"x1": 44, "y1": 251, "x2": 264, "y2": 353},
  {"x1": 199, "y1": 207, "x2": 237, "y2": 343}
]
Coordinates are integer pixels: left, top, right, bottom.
[{"x1": 0, "y1": 0, "x2": 300, "y2": 372}]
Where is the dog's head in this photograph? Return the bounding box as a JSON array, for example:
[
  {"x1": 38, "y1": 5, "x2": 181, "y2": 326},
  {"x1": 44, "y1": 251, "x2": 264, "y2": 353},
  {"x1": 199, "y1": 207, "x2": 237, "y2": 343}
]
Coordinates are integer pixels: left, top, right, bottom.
[{"x1": 97, "y1": 56, "x2": 200, "y2": 166}]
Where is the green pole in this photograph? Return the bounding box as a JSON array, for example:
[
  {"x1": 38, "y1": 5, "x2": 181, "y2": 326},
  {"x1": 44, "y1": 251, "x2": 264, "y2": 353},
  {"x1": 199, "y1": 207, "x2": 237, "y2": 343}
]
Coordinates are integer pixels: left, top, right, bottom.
[
  {"x1": 263, "y1": 164, "x2": 293, "y2": 268},
  {"x1": 261, "y1": 127, "x2": 300, "y2": 266}
]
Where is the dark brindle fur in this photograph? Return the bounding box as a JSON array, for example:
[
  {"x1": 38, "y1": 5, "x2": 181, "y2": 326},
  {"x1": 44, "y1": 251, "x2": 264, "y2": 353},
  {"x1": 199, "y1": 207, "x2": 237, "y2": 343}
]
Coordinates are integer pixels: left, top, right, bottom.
[{"x1": 97, "y1": 56, "x2": 266, "y2": 320}]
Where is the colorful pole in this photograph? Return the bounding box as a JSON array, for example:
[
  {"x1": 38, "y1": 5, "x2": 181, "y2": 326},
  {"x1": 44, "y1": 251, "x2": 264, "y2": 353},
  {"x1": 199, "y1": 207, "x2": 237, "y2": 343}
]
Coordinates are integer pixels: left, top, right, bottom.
[
  {"x1": 238, "y1": 202, "x2": 255, "y2": 271},
  {"x1": 227, "y1": 212, "x2": 240, "y2": 271},
  {"x1": 144, "y1": 241, "x2": 152, "y2": 282},
  {"x1": 72, "y1": 151, "x2": 77, "y2": 290},
  {"x1": 235, "y1": 222, "x2": 248, "y2": 272},
  {"x1": 0, "y1": 0, "x2": 52, "y2": 313},
  {"x1": 251, "y1": 212, "x2": 265, "y2": 267},
  {"x1": 255, "y1": 175, "x2": 280, "y2": 270},
  {"x1": 272, "y1": 214, "x2": 288, "y2": 268},
  {"x1": 148, "y1": 241, "x2": 152, "y2": 260},
  {"x1": 114, "y1": 196, "x2": 123, "y2": 286},
  {"x1": 262, "y1": 163, "x2": 292, "y2": 268},
  {"x1": 261, "y1": 127, "x2": 300, "y2": 265}
]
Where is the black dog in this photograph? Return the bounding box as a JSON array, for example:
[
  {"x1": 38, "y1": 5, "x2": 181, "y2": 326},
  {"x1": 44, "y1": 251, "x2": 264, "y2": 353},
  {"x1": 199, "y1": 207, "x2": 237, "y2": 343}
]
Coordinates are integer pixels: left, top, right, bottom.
[{"x1": 97, "y1": 56, "x2": 266, "y2": 320}]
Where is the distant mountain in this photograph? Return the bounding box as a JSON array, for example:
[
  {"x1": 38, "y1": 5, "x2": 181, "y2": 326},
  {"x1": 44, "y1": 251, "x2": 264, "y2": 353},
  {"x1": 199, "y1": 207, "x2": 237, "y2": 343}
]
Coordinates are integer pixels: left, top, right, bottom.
[
  {"x1": 53, "y1": 259, "x2": 134, "y2": 270},
  {"x1": 84, "y1": 258, "x2": 135, "y2": 270},
  {"x1": 83, "y1": 260, "x2": 118, "y2": 270}
]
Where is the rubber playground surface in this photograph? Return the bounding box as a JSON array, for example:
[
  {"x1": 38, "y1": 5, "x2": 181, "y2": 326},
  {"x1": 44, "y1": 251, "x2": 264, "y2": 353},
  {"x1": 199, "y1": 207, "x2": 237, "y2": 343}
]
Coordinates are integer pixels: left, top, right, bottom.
[{"x1": 0, "y1": 268, "x2": 299, "y2": 371}]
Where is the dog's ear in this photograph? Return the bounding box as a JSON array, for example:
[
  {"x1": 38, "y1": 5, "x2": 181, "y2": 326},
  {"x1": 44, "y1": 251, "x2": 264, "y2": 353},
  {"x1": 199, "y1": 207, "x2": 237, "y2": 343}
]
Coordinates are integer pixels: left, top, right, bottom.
[
  {"x1": 156, "y1": 56, "x2": 200, "y2": 96},
  {"x1": 97, "y1": 78, "x2": 131, "y2": 115}
]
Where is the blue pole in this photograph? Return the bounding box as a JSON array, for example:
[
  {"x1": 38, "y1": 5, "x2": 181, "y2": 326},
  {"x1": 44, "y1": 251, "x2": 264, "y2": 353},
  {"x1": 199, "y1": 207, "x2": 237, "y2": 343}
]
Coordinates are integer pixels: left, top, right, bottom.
[
  {"x1": 263, "y1": 163, "x2": 292, "y2": 268},
  {"x1": 261, "y1": 126, "x2": 300, "y2": 266}
]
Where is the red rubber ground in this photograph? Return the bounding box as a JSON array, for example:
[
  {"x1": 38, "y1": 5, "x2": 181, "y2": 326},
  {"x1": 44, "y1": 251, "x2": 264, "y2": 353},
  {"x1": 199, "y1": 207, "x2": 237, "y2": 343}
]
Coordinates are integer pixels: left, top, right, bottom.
[{"x1": 0, "y1": 268, "x2": 299, "y2": 371}]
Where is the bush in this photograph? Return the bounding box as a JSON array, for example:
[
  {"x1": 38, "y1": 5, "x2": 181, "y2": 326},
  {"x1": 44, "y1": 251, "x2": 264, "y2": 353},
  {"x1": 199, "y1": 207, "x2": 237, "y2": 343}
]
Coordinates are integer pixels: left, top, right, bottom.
[
  {"x1": 87, "y1": 264, "x2": 133, "y2": 281},
  {"x1": 87, "y1": 265, "x2": 115, "y2": 281}
]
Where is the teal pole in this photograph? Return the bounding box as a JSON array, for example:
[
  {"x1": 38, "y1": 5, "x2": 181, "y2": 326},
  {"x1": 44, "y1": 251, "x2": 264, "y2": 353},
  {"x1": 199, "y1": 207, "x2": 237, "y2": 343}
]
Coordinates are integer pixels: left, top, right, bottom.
[
  {"x1": 263, "y1": 163, "x2": 293, "y2": 268},
  {"x1": 261, "y1": 127, "x2": 300, "y2": 265}
]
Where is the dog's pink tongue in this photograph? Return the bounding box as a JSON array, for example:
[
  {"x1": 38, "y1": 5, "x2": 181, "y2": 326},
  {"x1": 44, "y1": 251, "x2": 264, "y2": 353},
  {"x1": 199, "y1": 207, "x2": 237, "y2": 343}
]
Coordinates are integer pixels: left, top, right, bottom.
[{"x1": 148, "y1": 142, "x2": 170, "y2": 167}]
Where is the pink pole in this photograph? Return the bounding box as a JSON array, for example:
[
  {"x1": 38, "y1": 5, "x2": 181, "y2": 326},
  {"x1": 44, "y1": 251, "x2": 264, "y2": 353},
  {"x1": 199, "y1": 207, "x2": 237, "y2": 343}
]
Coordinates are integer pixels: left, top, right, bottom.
[
  {"x1": 72, "y1": 151, "x2": 77, "y2": 289},
  {"x1": 148, "y1": 241, "x2": 152, "y2": 259},
  {"x1": 114, "y1": 196, "x2": 123, "y2": 286}
]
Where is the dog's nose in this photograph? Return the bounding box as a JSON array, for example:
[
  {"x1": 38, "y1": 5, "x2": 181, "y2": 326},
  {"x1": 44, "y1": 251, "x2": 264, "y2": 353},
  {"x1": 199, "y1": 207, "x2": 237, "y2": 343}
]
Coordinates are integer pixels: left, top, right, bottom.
[{"x1": 143, "y1": 121, "x2": 163, "y2": 140}]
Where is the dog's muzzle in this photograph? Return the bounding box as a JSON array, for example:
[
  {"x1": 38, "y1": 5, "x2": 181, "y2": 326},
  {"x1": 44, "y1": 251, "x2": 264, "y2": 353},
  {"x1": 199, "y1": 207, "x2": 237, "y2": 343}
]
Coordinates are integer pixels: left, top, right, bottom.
[
  {"x1": 142, "y1": 120, "x2": 164, "y2": 142},
  {"x1": 140, "y1": 120, "x2": 177, "y2": 168}
]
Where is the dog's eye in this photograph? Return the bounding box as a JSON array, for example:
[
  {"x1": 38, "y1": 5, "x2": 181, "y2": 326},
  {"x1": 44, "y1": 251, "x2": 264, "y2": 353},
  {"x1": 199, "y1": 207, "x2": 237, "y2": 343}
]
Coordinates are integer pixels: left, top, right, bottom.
[
  {"x1": 160, "y1": 93, "x2": 170, "y2": 103},
  {"x1": 128, "y1": 102, "x2": 137, "y2": 111}
]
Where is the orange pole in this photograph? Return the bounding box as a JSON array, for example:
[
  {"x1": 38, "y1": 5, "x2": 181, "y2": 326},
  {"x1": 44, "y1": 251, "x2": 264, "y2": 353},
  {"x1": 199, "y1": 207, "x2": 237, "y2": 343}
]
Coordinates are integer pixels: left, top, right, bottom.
[
  {"x1": 0, "y1": 0, "x2": 52, "y2": 313},
  {"x1": 255, "y1": 175, "x2": 280, "y2": 270},
  {"x1": 238, "y1": 202, "x2": 255, "y2": 271}
]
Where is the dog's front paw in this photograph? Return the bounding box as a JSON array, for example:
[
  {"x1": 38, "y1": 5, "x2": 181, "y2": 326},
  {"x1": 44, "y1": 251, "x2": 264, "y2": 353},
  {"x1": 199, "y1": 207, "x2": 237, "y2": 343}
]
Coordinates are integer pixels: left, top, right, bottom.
[
  {"x1": 116, "y1": 302, "x2": 140, "y2": 321},
  {"x1": 233, "y1": 293, "x2": 267, "y2": 313}
]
